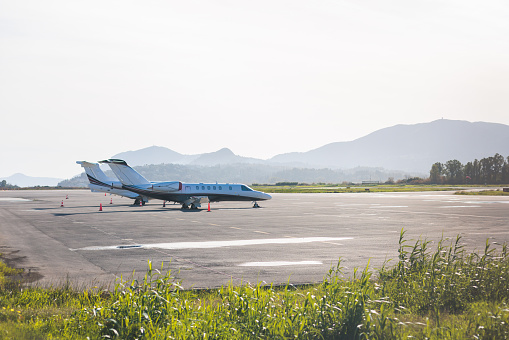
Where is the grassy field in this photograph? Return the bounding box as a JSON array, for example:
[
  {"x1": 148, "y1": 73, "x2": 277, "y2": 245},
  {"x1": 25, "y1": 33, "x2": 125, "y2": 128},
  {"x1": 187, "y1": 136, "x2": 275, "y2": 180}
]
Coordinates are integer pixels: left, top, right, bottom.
[
  {"x1": 455, "y1": 189, "x2": 509, "y2": 196},
  {"x1": 252, "y1": 184, "x2": 471, "y2": 194},
  {"x1": 1, "y1": 231, "x2": 508, "y2": 339}
]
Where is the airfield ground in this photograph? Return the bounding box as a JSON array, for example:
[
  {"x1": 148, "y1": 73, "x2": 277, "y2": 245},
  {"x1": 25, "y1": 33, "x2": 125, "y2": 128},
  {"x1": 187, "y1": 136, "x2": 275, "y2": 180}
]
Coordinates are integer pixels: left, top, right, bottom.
[{"x1": 1, "y1": 190, "x2": 508, "y2": 289}]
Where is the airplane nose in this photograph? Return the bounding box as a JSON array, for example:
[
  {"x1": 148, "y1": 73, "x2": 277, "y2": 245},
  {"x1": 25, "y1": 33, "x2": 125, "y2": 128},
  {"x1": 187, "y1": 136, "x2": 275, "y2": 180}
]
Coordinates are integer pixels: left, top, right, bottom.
[{"x1": 263, "y1": 192, "x2": 272, "y2": 200}]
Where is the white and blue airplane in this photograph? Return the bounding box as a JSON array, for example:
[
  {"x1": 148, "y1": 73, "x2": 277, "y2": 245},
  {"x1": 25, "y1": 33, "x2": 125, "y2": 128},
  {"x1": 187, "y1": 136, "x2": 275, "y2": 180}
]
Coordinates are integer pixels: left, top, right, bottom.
[
  {"x1": 99, "y1": 159, "x2": 272, "y2": 209},
  {"x1": 76, "y1": 161, "x2": 148, "y2": 205}
]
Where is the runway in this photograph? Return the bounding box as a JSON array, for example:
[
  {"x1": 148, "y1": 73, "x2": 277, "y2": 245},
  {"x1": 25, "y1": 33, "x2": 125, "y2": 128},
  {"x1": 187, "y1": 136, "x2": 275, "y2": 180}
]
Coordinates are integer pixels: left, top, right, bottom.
[{"x1": 1, "y1": 190, "x2": 508, "y2": 289}]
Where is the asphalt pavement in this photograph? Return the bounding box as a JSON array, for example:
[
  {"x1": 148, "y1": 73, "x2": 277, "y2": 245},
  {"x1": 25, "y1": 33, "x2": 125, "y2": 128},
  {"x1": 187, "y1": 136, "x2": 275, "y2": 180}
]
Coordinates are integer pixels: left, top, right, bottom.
[{"x1": 1, "y1": 189, "x2": 508, "y2": 289}]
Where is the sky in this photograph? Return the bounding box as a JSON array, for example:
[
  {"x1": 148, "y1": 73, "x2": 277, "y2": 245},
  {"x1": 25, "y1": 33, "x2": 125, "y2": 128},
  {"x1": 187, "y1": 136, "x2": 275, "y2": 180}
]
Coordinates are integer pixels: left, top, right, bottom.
[{"x1": 1, "y1": 0, "x2": 509, "y2": 179}]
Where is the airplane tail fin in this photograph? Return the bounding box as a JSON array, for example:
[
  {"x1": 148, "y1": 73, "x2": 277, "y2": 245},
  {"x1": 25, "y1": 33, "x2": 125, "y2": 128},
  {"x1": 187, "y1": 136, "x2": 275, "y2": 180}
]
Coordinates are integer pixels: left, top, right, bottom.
[
  {"x1": 99, "y1": 159, "x2": 151, "y2": 186},
  {"x1": 76, "y1": 161, "x2": 116, "y2": 184}
]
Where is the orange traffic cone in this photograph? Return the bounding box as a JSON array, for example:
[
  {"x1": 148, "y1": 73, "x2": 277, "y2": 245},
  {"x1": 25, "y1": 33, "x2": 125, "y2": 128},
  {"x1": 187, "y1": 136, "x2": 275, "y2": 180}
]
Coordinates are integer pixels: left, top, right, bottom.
[
  {"x1": 105, "y1": 193, "x2": 107, "y2": 196},
  {"x1": 207, "y1": 202, "x2": 211, "y2": 212},
  {"x1": 163, "y1": 201, "x2": 166, "y2": 207},
  {"x1": 99, "y1": 203, "x2": 103, "y2": 211},
  {"x1": 139, "y1": 200, "x2": 142, "y2": 206},
  {"x1": 60, "y1": 200, "x2": 64, "y2": 207},
  {"x1": 110, "y1": 198, "x2": 113, "y2": 204}
]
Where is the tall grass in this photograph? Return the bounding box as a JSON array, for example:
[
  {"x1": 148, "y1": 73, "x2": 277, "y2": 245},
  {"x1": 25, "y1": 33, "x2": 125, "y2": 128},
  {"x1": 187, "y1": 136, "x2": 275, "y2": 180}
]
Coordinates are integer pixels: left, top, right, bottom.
[{"x1": 1, "y1": 231, "x2": 509, "y2": 339}]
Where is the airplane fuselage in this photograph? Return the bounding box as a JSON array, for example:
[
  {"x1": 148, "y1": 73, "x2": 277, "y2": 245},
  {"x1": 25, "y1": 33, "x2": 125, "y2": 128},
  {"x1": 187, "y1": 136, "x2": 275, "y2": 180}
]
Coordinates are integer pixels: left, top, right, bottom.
[
  {"x1": 98, "y1": 159, "x2": 272, "y2": 208},
  {"x1": 121, "y1": 182, "x2": 271, "y2": 204}
]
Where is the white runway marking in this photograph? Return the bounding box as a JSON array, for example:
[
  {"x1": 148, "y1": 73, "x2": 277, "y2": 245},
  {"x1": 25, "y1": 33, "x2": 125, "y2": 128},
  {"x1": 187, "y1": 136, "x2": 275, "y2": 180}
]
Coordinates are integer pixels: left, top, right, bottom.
[
  {"x1": 0, "y1": 198, "x2": 31, "y2": 201},
  {"x1": 73, "y1": 237, "x2": 354, "y2": 251},
  {"x1": 370, "y1": 206, "x2": 408, "y2": 208},
  {"x1": 439, "y1": 206, "x2": 481, "y2": 208},
  {"x1": 464, "y1": 201, "x2": 509, "y2": 204},
  {"x1": 239, "y1": 261, "x2": 323, "y2": 267}
]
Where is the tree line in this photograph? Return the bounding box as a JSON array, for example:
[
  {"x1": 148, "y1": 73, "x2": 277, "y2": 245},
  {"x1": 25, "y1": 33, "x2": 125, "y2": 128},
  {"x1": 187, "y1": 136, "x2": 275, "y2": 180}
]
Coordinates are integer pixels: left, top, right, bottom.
[
  {"x1": 429, "y1": 153, "x2": 509, "y2": 185},
  {"x1": 0, "y1": 180, "x2": 19, "y2": 189}
]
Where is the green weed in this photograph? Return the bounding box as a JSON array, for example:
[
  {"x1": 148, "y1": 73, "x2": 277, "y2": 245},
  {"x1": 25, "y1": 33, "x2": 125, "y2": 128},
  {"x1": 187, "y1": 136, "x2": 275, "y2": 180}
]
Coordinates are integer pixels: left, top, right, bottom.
[{"x1": 1, "y1": 234, "x2": 509, "y2": 339}]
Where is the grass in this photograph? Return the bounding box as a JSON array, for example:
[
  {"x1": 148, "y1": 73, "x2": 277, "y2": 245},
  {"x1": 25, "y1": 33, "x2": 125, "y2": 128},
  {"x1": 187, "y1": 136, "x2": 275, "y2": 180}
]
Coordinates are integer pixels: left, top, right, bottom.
[
  {"x1": 455, "y1": 189, "x2": 509, "y2": 196},
  {"x1": 0, "y1": 254, "x2": 22, "y2": 288},
  {"x1": 1, "y1": 231, "x2": 509, "y2": 339},
  {"x1": 252, "y1": 184, "x2": 467, "y2": 194}
]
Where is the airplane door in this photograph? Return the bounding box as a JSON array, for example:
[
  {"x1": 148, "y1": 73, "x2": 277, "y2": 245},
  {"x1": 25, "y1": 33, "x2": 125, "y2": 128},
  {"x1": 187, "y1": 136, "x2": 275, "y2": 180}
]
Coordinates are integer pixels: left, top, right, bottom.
[{"x1": 185, "y1": 186, "x2": 191, "y2": 192}]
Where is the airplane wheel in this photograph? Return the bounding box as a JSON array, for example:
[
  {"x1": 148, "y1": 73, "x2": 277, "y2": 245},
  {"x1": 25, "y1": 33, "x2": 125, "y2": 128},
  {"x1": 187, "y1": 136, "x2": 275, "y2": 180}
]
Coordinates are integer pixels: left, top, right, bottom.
[
  {"x1": 191, "y1": 204, "x2": 197, "y2": 210},
  {"x1": 253, "y1": 202, "x2": 260, "y2": 208},
  {"x1": 134, "y1": 199, "x2": 140, "y2": 206}
]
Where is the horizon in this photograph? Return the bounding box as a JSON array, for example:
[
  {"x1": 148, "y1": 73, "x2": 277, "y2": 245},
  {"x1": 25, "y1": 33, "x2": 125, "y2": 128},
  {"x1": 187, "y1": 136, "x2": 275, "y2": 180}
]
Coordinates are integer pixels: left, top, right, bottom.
[
  {"x1": 2, "y1": 1, "x2": 508, "y2": 178},
  {"x1": 1, "y1": 118, "x2": 508, "y2": 181}
]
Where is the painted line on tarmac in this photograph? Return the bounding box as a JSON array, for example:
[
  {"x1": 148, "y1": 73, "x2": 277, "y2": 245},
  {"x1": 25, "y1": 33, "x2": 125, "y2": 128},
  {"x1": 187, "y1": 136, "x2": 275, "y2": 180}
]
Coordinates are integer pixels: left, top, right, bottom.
[
  {"x1": 439, "y1": 205, "x2": 481, "y2": 208},
  {"x1": 239, "y1": 261, "x2": 323, "y2": 267},
  {"x1": 0, "y1": 198, "x2": 32, "y2": 201},
  {"x1": 72, "y1": 237, "x2": 354, "y2": 251},
  {"x1": 370, "y1": 206, "x2": 408, "y2": 208}
]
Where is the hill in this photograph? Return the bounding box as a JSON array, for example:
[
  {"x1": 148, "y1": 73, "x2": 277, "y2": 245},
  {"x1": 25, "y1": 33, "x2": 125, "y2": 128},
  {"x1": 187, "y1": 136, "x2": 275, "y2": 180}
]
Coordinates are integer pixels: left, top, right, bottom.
[
  {"x1": 190, "y1": 148, "x2": 264, "y2": 166},
  {"x1": 0, "y1": 173, "x2": 63, "y2": 187},
  {"x1": 112, "y1": 146, "x2": 263, "y2": 167},
  {"x1": 62, "y1": 119, "x2": 509, "y2": 185},
  {"x1": 269, "y1": 120, "x2": 509, "y2": 172},
  {"x1": 111, "y1": 146, "x2": 198, "y2": 166}
]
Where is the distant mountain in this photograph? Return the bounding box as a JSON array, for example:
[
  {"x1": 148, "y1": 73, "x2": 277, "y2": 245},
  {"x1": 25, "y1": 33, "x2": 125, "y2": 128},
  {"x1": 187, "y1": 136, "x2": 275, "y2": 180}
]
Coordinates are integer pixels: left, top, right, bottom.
[
  {"x1": 111, "y1": 146, "x2": 264, "y2": 167},
  {"x1": 100, "y1": 119, "x2": 509, "y2": 177},
  {"x1": 190, "y1": 148, "x2": 264, "y2": 166},
  {"x1": 269, "y1": 120, "x2": 509, "y2": 172},
  {"x1": 111, "y1": 146, "x2": 198, "y2": 166},
  {"x1": 0, "y1": 173, "x2": 63, "y2": 187}
]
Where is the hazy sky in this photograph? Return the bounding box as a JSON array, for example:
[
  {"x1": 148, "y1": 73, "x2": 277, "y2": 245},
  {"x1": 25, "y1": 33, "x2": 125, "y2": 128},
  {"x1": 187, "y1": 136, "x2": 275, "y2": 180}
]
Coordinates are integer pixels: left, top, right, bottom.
[{"x1": 1, "y1": 0, "x2": 509, "y2": 178}]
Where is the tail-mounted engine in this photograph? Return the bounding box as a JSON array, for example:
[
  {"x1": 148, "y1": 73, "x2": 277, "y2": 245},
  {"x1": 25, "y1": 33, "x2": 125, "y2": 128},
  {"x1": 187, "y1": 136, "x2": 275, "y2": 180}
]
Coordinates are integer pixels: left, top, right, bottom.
[{"x1": 151, "y1": 181, "x2": 182, "y2": 192}]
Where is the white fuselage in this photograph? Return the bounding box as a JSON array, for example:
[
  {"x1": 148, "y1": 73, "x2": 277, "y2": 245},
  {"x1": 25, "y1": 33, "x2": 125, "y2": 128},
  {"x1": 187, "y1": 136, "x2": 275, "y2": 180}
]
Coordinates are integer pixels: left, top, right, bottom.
[{"x1": 122, "y1": 182, "x2": 271, "y2": 204}]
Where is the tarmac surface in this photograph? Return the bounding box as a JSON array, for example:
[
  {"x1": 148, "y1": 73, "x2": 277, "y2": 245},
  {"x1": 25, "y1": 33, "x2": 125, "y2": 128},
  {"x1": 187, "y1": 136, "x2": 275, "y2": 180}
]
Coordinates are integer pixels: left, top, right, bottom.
[{"x1": 1, "y1": 189, "x2": 509, "y2": 289}]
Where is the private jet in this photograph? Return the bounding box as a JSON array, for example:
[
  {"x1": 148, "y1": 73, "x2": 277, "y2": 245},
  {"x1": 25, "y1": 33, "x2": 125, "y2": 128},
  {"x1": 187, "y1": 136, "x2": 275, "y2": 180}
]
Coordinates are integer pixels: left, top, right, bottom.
[
  {"x1": 99, "y1": 159, "x2": 272, "y2": 209},
  {"x1": 76, "y1": 161, "x2": 148, "y2": 205}
]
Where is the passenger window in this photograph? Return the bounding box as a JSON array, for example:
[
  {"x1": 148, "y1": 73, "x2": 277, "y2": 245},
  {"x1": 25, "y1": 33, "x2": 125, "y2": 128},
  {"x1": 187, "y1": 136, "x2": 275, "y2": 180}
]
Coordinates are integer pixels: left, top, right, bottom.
[
  {"x1": 213, "y1": 186, "x2": 216, "y2": 190},
  {"x1": 219, "y1": 186, "x2": 222, "y2": 190},
  {"x1": 202, "y1": 186, "x2": 205, "y2": 190},
  {"x1": 196, "y1": 186, "x2": 199, "y2": 190},
  {"x1": 207, "y1": 186, "x2": 210, "y2": 190},
  {"x1": 229, "y1": 186, "x2": 232, "y2": 190}
]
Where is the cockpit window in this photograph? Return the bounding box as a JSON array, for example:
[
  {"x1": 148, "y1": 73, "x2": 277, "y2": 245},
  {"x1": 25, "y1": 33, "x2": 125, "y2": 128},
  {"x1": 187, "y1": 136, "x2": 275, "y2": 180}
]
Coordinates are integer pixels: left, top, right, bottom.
[{"x1": 241, "y1": 185, "x2": 253, "y2": 191}]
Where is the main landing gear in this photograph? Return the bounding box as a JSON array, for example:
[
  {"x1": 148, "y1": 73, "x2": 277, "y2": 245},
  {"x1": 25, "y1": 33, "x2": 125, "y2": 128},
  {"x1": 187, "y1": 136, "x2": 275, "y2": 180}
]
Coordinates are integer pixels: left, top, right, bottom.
[
  {"x1": 134, "y1": 198, "x2": 146, "y2": 206},
  {"x1": 181, "y1": 203, "x2": 199, "y2": 210}
]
